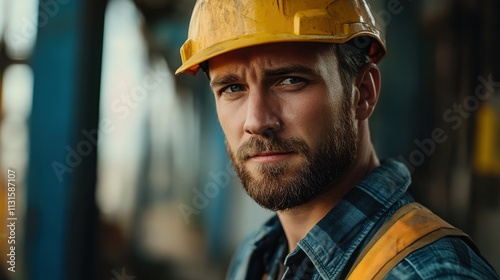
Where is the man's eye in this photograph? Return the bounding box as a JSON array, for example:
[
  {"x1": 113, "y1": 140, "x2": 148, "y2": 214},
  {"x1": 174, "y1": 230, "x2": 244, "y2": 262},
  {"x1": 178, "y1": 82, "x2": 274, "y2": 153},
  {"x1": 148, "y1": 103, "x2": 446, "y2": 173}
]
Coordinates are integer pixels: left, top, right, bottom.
[
  {"x1": 222, "y1": 84, "x2": 244, "y2": 93},
  {"x1": 281, "y1": 77, "x2": 303, "y2": 85}
]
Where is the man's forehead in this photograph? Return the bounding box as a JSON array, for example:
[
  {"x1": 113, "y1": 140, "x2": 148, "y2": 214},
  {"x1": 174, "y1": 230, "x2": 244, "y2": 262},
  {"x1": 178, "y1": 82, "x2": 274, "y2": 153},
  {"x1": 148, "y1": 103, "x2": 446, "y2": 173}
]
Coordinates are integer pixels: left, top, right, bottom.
[{"x1": 207, "y1": 42, "x2": 336, "y2": 75}]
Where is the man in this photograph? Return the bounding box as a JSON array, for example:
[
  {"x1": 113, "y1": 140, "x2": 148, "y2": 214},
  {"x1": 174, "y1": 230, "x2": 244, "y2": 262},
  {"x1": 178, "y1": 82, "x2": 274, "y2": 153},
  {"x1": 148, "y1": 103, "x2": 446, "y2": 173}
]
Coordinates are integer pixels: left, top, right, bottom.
[{"x1": 176, "y1": 0, "x2": 500, "y2": 279}]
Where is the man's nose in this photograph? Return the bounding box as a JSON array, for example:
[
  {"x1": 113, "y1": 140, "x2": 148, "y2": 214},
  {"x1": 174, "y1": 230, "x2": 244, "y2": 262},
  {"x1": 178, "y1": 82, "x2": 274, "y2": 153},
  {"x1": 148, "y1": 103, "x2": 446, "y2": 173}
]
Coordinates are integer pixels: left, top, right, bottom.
[{"x1": 243, "y1": 90, "x2": 282, "y2": 138}]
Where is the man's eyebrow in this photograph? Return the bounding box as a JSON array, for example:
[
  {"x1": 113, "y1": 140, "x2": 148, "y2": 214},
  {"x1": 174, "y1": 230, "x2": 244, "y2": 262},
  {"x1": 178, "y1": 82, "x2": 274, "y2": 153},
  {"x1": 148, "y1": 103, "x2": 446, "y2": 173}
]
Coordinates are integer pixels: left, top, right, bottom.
[
  {"x1": 210, "y1": 74, "x2": 241, "y2": 88},
  {"x1": 264, "y1": 65, "x2": 317, "y2": 77},
  {"x1": 209, "y1": 65, "x2": 317, "y2": 88}
]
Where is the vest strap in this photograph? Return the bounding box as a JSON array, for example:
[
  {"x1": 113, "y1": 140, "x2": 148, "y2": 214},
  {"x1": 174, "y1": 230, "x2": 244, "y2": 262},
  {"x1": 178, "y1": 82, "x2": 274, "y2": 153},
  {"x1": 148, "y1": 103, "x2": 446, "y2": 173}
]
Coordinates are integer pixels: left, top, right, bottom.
[{"x1": 347, "y1": 202, "x2": 469, "y2": 279}]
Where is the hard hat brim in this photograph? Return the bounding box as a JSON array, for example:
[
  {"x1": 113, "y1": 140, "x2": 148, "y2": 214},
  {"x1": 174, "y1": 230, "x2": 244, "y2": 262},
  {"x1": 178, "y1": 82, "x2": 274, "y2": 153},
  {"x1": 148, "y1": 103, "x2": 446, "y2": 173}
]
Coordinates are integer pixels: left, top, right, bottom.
[{"x1": 175, "y1": 31, "x2": 386, "y2": 76}]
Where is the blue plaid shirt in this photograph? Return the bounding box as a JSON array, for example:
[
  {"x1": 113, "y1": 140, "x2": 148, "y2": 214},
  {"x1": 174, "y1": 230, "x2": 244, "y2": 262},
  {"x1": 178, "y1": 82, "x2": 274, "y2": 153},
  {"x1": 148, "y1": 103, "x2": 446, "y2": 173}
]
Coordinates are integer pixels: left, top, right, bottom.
[{"x1": 226, "y1": 159, "x2": 499, "y2": 280}]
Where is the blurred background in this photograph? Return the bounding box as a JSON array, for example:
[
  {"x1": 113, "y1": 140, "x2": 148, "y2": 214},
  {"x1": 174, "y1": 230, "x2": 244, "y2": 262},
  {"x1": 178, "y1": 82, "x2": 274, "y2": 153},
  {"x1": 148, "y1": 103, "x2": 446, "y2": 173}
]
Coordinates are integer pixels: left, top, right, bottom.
[{"x1": 0, "y1": 0, "x2": 499, "y2": 279}]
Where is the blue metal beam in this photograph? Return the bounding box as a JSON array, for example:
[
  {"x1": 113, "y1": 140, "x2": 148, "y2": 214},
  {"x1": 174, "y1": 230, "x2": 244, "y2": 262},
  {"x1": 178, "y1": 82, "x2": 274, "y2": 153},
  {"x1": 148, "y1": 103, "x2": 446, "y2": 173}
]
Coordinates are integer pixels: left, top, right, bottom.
[{"x1": 26, "y1": 0, "x2": 106, "y2": 279}]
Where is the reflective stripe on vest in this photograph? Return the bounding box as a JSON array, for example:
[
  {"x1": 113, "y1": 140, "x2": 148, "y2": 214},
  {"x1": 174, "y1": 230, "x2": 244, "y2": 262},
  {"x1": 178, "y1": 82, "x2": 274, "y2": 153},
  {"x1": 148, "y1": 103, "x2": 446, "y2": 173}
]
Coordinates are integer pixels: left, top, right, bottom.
[{"x1": 347, "y1": 202, "x2": 469, "y2": 280}]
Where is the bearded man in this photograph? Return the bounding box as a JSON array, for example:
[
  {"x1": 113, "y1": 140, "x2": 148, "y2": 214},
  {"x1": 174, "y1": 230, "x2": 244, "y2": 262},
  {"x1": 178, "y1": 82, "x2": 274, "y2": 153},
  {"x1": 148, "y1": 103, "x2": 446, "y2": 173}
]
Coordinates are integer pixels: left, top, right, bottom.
[{"x1": 175, "y1": 0, "x2": 500, "y2": 279}]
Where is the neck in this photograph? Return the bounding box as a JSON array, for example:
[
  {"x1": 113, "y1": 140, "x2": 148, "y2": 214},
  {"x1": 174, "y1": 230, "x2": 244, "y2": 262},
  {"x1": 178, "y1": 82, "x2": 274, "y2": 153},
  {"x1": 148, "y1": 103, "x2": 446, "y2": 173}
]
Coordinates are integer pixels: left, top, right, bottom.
[{"x1": 277, "y1": 123, "x2": 379, "y2": 253}]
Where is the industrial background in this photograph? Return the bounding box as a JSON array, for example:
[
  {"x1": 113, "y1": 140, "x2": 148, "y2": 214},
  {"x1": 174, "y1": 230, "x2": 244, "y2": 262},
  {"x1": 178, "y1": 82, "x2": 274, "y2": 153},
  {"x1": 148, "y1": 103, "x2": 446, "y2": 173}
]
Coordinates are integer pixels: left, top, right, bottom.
[{"x1": 0, "y1": 0, "x2": 499, "y2": 279}]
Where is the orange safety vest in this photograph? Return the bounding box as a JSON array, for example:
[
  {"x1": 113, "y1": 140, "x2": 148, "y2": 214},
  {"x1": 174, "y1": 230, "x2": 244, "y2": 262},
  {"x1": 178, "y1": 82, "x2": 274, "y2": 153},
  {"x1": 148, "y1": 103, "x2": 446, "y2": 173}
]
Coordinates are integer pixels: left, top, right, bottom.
[
  {"x1": 347, "y1": 202, "x2": 470, "y2": 279},
  {"x1": 262, "y1": 203, "x2": 471, "y2": 280}
]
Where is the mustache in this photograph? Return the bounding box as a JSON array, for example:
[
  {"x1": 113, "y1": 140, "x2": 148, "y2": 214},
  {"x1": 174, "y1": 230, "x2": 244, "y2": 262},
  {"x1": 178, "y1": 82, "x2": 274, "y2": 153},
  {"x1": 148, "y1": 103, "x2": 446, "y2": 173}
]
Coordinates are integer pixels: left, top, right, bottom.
[{"x1": 236, "y1": 136, "x2": 310, "y2": 161}]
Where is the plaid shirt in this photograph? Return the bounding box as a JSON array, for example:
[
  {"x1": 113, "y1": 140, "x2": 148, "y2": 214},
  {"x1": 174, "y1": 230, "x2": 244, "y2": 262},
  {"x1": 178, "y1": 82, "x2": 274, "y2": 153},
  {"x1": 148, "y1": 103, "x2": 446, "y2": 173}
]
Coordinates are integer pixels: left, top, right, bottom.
[{"x1": 226, "y1": 159, "x2": 499, "y2": 280}]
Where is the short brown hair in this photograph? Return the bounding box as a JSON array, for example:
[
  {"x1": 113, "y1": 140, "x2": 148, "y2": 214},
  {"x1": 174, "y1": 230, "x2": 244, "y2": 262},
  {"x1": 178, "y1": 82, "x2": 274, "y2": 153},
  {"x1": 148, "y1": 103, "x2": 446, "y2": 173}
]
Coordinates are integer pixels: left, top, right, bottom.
[{"x1": 334, "y1": 37, "x2": 372, "y2": 95}]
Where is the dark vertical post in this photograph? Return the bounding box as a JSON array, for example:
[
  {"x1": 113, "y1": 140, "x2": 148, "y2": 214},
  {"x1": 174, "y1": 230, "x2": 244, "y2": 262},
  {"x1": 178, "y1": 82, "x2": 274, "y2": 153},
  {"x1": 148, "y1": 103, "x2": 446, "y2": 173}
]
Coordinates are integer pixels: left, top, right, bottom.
[{"x1": 26, "y1": 0, "x2": 106, "y2": 279}]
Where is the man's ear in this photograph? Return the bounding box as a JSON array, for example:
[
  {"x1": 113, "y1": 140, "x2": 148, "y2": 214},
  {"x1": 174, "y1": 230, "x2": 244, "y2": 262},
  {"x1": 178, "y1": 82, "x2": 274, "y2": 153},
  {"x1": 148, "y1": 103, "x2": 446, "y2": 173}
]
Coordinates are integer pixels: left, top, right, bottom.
[{"x1": 353, "y1": 63, "x2": 381, "y2": 120}]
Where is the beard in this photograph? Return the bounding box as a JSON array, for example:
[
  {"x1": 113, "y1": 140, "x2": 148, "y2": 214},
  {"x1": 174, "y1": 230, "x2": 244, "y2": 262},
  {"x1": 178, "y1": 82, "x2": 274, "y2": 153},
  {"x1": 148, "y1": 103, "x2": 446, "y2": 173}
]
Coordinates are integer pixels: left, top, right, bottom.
[{"x1": 227, "y1": 96, "x2": 358, "y2": 211}]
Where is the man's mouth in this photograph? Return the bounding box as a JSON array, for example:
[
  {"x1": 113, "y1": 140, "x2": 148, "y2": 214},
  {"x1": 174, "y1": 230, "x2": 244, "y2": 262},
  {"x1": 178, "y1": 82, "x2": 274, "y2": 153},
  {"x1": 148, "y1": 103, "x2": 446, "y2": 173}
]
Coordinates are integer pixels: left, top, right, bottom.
[{"x1": 247, "y1": 151, "x2": 294, "y2": 163}]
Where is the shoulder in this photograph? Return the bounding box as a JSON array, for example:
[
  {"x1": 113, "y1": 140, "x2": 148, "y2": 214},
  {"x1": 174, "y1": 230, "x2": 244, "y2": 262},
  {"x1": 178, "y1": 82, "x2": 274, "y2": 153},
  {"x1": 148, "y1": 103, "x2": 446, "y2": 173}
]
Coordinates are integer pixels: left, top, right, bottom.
[{"x1": 385, "y1": 236, "x2": 499, "y2": 279}]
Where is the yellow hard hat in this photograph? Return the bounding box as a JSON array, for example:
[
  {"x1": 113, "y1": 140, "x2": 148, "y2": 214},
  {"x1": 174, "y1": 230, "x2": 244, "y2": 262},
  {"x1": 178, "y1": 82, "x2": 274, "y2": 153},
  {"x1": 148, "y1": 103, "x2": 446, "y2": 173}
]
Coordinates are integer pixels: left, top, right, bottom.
[{"x1": 176, "y1": 0, "x2": 386, "y2": 75}]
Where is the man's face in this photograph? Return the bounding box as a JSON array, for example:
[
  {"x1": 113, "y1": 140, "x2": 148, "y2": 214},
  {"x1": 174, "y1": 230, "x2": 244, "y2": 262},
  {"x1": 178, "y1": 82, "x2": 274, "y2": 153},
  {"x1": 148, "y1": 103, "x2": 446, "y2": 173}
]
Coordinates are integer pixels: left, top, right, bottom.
[{"x1": 208, "y1": 42, "x2": 358, "y2": 211}]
